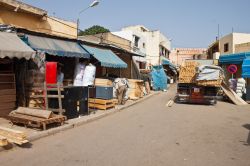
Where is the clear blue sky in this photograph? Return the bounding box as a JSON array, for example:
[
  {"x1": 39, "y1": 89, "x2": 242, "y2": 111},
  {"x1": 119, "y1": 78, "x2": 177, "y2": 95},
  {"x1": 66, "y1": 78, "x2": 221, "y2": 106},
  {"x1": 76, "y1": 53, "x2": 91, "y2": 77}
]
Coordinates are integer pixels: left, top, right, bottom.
[{"x1": 22, "y1": 0, "x2": 250, "y2": 48}]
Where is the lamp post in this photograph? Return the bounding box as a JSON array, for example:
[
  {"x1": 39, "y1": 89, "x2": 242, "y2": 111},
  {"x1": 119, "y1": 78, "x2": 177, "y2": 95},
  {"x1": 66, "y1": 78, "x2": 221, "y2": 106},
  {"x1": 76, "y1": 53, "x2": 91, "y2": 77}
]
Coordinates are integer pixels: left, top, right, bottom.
[{"x1": 77, "y1": 0, "x2": 100, "y2": 38}]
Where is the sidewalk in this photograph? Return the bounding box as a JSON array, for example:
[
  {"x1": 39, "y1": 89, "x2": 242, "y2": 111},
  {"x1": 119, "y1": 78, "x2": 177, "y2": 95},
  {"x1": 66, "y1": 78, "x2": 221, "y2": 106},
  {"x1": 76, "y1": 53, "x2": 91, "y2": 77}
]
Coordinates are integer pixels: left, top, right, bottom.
[{"x1": 0, "y1": 91, "x2": 160, "y2": 151}]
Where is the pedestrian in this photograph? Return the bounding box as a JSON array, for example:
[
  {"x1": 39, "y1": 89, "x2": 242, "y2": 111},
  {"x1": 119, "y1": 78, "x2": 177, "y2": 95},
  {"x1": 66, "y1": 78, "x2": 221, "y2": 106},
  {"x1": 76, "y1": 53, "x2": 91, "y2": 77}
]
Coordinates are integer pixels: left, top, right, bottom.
[{"x1": 114, "y1": 78, "x2": 129, "y2": 105}]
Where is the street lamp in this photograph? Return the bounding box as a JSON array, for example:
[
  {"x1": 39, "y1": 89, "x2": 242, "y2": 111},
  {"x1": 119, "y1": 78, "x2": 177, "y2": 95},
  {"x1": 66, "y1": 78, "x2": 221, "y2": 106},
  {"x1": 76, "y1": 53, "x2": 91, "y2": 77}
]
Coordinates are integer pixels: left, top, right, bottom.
[{"x1": 77, "y1": 0, "x2": 100, "y2": 37}]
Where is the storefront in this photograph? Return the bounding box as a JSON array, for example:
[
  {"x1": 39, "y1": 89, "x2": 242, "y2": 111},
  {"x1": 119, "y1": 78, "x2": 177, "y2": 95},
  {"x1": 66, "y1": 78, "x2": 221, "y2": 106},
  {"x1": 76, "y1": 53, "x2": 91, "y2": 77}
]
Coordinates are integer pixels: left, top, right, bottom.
[
  {"x1": 0, "y1": 32, "x2": 35, "y2": 117},
  {"x1": 219, "y1": 52, "x2": 250, "y2": 101},
  {"x1": 161, "y1": 58, "x2": 177, "y2": 83}
]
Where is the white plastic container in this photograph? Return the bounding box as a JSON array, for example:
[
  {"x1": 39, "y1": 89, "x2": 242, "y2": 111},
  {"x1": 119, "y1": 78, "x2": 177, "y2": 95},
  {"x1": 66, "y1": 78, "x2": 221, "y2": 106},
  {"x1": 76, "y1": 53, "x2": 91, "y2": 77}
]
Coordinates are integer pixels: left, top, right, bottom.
[{"x1": 82, "y1": 64, "x2": 96, "y2": 86}]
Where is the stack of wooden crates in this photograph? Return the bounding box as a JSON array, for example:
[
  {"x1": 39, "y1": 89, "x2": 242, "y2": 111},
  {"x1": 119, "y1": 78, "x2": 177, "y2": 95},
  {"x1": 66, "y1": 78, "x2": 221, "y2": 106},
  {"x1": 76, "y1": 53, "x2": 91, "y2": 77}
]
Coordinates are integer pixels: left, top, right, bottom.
[
  {"x1": 88, "y1": 78, "x2": 116, "y2": 110},
  {"x1": 128, "y1": 79, "x2": 144, "y2": 100}
]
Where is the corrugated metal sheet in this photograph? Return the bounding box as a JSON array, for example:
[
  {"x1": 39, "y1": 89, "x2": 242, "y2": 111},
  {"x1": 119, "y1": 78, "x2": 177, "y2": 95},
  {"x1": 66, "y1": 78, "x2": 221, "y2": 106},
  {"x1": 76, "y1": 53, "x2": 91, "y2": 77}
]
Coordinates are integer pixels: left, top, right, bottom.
[
  {"x1": 27, "y1": 35, "x2": 90, "y2": 58},
  {"x1": 0, "y1": 32, "x2": 35, "y2": 59},
  {"x1": 242, "y1": 58, "x2": 250, "y2": 78},
  {"x1": 82, "y1": 44, "x2": 127, "y2": 68}
]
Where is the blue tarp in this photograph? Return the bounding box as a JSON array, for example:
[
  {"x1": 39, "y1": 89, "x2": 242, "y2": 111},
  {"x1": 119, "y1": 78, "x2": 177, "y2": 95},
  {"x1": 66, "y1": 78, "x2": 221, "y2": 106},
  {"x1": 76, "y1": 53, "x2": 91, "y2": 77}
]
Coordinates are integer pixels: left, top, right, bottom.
[
  {"x1": 219, "y1": 52, "x2": 250, "y2": 64},
  {"x1": 26, "y1": 35, "x2": 90, "y2": 58},
  {"x1": 82, "y1": 44, "x2": 127, "y2": 68},
  {"x1": 151, "y1": 65, "x2": 168, "y2": 91},
  {"x1": 242, "y1": 58, "x2": 250, "y2": 78}
]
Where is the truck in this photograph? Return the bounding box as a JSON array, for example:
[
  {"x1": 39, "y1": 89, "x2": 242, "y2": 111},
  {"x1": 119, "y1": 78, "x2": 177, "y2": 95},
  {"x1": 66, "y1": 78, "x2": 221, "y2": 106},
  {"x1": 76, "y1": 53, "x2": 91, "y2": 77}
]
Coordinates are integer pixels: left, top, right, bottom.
[
  {"x1": 176, "y1": 61, "x2": 223, "y2": 105},
  {"x1": 176, "y1": 83, "x2": 218, "y2": 105}
]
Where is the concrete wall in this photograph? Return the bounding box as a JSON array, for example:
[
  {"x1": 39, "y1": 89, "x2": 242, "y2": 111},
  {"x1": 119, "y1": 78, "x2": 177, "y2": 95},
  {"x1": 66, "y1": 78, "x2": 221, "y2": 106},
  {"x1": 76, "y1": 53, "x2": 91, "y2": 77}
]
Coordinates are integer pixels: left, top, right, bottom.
[
  {"x1": 0, "y1": 8, "x2": 77, "y2": 39},
  {"x1": 219, "y1": 33, "x2": 250, "y2": 55},
  {"x1": 235, "y1": 42, "x2": 250, "y2": 53}
]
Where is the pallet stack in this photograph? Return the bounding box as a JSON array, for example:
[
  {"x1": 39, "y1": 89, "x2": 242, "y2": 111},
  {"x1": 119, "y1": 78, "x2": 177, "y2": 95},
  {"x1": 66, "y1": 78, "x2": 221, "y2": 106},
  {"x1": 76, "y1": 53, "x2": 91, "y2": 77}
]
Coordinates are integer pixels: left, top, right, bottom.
[
  {"x1": 179, "y1": 61, "x2": 200, "y2": 83},
  {"x1": 88, "y1": 98, "x2": 116, "y2": 110},
  {"x1": 127, "y1": 79, "x2": 144, "y2": 100},
  {"x1": 0, "y1": 74, "x2": 16, "y2": 117},
  {"x1": 25, "y1": 70, "x2": 45, "y2": 109}
]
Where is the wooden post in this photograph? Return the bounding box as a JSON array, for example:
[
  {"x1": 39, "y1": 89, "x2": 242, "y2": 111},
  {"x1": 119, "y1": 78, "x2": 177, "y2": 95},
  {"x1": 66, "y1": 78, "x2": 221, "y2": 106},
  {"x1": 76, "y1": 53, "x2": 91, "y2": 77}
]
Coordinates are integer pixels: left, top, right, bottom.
[
  {"x1": 57, "y1": 83, "x2": 63, "y2": 115},
  {"x1": 44, "y1": 82, "x2": 48, "y2": 110}
]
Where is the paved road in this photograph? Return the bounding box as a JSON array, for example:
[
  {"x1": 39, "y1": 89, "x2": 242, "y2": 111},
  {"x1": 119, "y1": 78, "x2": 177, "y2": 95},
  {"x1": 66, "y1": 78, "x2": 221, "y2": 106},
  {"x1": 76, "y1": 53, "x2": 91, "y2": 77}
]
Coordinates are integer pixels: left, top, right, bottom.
[{"x1": 1, "y1": 85, "x2": 250, "y2": 166}]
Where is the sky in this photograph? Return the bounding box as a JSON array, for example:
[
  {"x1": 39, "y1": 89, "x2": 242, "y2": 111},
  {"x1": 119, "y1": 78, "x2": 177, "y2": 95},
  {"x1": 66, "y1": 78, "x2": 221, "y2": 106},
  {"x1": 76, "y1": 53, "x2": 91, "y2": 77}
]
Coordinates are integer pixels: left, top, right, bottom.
[{"x1": 21, "y1": 0, "x2": 250, "y2": 48}]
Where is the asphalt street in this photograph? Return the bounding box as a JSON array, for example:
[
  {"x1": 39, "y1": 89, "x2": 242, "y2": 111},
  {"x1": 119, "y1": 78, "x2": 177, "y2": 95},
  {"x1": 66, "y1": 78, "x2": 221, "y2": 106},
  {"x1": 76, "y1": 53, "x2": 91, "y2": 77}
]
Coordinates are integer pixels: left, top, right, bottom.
[{"x1": 1, "y1": 85, "x2": 250, "y2": 166}]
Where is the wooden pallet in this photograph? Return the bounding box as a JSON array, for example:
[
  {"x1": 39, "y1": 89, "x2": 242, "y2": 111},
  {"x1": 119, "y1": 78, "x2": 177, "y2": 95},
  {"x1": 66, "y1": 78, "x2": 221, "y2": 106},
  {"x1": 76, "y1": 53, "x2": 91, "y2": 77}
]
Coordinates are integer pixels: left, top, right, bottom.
[
  {"x1": 8, "y1": 112, "x2": 67, "y2": 130},
  {"x1": 88, "y1": 98, "x2": 115, "y2": 110}
]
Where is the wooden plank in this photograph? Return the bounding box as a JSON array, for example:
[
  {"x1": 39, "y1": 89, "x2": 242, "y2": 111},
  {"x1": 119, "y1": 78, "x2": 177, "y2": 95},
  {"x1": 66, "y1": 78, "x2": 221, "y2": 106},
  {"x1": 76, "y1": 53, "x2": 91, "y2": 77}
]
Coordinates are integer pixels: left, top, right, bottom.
[
  {"x1": 0, "y1": 135, "x2": 8, "y2": 147},
  {"x1": 0, "y1": 89, "x2": 16, "y2": 95},
  {"x1": 89, "y1": 103, "x2": 115, "y2": 110},
  {"x1": 15, "y1": 107, "x2": 52, "y2": 119},
  {"x1": 0, "y1": 126, "x2": 28, "y2": 145},
  {"x1": 0, "y1": 102, "x2": 16, "y2": 110},
  {"x1": 0, "y1": 95, "x2": 16, "y2": 102},
  {"x1": 88, "y1": 98, "x2": 114, "y2": 105},
  {"x1": 221, "y1": 82, "x2": 248, "y2": 105}
]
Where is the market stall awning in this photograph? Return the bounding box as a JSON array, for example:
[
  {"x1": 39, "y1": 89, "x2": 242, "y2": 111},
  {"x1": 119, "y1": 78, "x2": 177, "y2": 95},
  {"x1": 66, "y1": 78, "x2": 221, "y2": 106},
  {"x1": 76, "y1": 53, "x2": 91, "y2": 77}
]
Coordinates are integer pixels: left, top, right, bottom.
[
  {"x1": 242, "y1": 58, "x2": 250, "y2": 78},
  {"x1": 0, "y1": 32, "x2": 35, "y2": 60},
  {"x1": 219, "y1": 52, "x2": 250, "y2": 64},
  {"x1": 162, "y1": 58, "x2": 177, "y2": 73},
  {"x1": 26, "y1": 35, "x2": 90, "y2": 58},
  {"x1": 82, "y1": 45, "x2": 127, "y2": 68}
]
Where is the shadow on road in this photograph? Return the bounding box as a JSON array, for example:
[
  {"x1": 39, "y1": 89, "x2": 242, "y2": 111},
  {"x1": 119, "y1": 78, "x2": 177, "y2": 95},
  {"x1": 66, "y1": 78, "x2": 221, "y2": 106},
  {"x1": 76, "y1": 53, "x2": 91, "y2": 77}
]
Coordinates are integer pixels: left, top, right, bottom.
[{"x1": 242, "y1": 124, "x2": 250, "y2": 146}]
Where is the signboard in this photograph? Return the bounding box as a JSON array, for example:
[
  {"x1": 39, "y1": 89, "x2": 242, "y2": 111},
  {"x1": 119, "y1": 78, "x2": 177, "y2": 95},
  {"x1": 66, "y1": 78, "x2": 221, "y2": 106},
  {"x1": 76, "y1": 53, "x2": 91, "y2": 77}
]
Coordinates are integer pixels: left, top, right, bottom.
[{"x1": 227, "y1": 65, "x2": 238, "y2": 74}]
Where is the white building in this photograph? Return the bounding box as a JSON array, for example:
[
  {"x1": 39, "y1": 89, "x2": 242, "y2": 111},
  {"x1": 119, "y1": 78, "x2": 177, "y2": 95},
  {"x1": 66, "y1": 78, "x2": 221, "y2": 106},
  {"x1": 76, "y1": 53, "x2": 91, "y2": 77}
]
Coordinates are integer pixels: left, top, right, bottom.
[
  {"x1": 219, "y1": 33, "x2": 250, "y2": 55},
  {"x1": 112, "y1": 25, "x2": 171, "y2": 67}
]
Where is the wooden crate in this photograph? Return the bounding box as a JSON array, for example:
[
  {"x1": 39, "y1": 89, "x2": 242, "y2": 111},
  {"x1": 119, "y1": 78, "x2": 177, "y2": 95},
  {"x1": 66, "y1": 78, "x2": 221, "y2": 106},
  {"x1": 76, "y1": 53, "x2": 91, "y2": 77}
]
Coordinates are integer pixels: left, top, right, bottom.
[
  {"x1": 94, "y1": 78, "x2": 113, "y2": 86},
  {"x1": 88, "y1": 98, "x2": 115, "y2": 110},
  {"x1": 179, "y1": 61, "x2": 200, "y2": 83}
]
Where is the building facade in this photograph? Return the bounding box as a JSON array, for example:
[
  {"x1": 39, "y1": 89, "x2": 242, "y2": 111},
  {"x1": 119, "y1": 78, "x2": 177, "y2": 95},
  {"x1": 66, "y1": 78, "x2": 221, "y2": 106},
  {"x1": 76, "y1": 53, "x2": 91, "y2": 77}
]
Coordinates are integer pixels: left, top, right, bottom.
[
  {"x1": 169, "y1": 48, "x2": 207, "y2": 66},
  {"x1": 112, "y1": 25, "x2": 171, "y2": 67},
  {"x1": 0, "y1": 0, "x2": 77, "y2": 39}
]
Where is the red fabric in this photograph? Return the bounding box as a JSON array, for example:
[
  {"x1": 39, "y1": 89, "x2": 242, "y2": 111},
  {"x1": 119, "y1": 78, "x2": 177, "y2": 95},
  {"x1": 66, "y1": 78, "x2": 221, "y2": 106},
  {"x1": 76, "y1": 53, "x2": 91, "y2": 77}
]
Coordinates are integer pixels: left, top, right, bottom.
[{"x1": 46, "y1": 62, "x2": 57, "y2": 84}]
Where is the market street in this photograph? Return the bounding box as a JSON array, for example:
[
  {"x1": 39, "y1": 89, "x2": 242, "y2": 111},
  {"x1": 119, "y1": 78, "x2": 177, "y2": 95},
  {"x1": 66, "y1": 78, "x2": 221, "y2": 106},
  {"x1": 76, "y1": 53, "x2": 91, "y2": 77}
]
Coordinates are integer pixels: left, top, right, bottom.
[{"x1": 1, "y1": 85, "x2": 250, "y2": 166}]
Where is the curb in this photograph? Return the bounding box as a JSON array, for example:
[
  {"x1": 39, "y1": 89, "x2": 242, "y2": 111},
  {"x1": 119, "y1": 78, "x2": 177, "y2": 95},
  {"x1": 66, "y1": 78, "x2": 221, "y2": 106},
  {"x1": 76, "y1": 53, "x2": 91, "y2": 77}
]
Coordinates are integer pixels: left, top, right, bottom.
[{"x1": 0, "y1": 92, "x2": 160, "y2": 152}]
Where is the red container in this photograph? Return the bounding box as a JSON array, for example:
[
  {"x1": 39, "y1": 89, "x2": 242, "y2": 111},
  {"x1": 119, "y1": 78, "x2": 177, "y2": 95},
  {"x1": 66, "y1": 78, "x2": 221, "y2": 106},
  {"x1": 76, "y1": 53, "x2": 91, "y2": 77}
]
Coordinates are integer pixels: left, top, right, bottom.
[{"x1": 46, "y1": 62, "x2": 57, "y2": 84}]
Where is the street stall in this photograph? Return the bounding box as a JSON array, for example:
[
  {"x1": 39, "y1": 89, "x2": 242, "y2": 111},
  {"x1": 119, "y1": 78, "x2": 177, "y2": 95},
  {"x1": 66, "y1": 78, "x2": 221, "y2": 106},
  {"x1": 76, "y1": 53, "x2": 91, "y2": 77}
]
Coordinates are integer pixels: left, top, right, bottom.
[
  {"x1": 23, "y1": 34, "x2": 92, "y2": 119},
  {"x1": 81, "y1": 44, "x2": 131, "y2": 108},
  {"x1": 0, "y1": 32, "x2": 35, "y2": 117},
  {"x1": 219, "y1": 52, "x2": 250, "y2": 102},
  {"x1": 162, "y1": 58, "x2": 178, "y2": 84}
]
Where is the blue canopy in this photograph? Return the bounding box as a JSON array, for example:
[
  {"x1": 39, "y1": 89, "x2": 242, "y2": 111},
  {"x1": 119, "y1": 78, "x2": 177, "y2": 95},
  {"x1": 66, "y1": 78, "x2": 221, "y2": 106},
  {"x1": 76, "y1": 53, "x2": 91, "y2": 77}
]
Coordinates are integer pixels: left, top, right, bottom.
[
  {"x1": 82, "y1": 44, "x2": 127, "y2": 68},
  {"x1": 26, "y1": 35, "x2": 90, "y2": 58},
  {"x1": 242, "y1": 58, "x2": 250, "y2": 78},
  {"x1": 219, "y1": 52, "x2": 250, "y2": 64},
  {"x1": 162, "y1": 58, "x2": 177, "y2": 74}
]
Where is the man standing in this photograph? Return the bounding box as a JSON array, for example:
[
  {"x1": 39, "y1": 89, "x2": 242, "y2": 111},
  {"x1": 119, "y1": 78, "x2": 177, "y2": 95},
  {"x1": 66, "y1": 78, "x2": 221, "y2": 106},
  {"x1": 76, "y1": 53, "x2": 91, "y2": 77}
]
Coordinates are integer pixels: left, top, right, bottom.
[{"x1": 114, "y1": 78, "x2": 129, "y2": 105}]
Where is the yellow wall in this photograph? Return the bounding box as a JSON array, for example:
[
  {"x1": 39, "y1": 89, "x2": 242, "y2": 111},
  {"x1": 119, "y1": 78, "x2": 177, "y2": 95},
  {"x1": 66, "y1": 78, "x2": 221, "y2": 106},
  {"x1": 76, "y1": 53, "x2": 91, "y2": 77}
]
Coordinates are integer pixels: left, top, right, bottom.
[
  {"x1": 0, "y1": 8, "x2": 77, "y2": 39},
  {"x1": 235, "y1": 42, "x2": 250, "y2": 53}
]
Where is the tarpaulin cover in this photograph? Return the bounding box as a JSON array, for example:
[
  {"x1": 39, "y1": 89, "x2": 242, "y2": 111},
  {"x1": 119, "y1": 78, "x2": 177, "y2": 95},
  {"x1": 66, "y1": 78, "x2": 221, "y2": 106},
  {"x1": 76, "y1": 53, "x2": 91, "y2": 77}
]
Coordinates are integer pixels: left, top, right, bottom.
[
  {"x1": 151, "y1": 65, "x2": 168, "y2": 91},
  {"x1": 27, "y1": 35, "x2": 90, "y2": 58},
  {"x1": 242, "y1": 58, "x2": 250, "y2": 78},
  {"x1": 82, "y1": 44, "x2": 127, "y2": 68},
  {"x1": 196, "y1": 65, "x2": 223, "y2": 81},
  {"x1": 0, "y1": 32, "x2": 35, "y2": 59}
]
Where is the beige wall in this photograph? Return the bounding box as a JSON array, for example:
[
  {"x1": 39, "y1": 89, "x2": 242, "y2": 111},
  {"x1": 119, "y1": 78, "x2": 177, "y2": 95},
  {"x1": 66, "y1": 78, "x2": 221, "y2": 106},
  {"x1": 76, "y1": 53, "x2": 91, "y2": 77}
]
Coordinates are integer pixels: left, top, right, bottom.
[
  {"x1": 219, "y1": 33, "x2": 250, "y2": 55},
  {"x1": 0, "y1": 8, "x2": 77, "y2": 39},
  {"x1": 235, "y1": 42, "x2": 250, "y2": 53}
]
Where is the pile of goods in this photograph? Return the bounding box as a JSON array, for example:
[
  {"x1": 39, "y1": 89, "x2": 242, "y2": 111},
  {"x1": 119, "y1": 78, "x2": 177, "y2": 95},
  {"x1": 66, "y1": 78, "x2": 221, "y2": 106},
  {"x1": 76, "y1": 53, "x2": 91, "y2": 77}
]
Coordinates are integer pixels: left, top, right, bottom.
[
  {"x1": 127, "y1": 79, "x2": 144, "y2": 100},
  {"x1": 0, "y1": 126, "x2": 28, "y2": 146},
  {"x1": 179, "y1": 61, "x2": 199, "y2": 83},
  {"x1": 179, "y1": 61, "x2": 224, "y2": 87},
  {"x1": 235, "y1": 78, "x2": 246, "y2": 97}
]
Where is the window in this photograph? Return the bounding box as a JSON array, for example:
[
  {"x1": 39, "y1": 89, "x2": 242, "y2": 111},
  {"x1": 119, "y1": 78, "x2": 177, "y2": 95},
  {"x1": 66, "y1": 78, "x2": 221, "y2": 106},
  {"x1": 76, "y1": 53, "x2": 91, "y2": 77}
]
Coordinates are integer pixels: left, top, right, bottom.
[
  {"x1": 143, "y1": 43, "x2": 146, "y2": 48},
  {"x1": 133, "y1": 35, "x2": 140, "y2": 47},
  {"x1": 224, "y1": 43, "x2": 229, "y2": 52}
]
